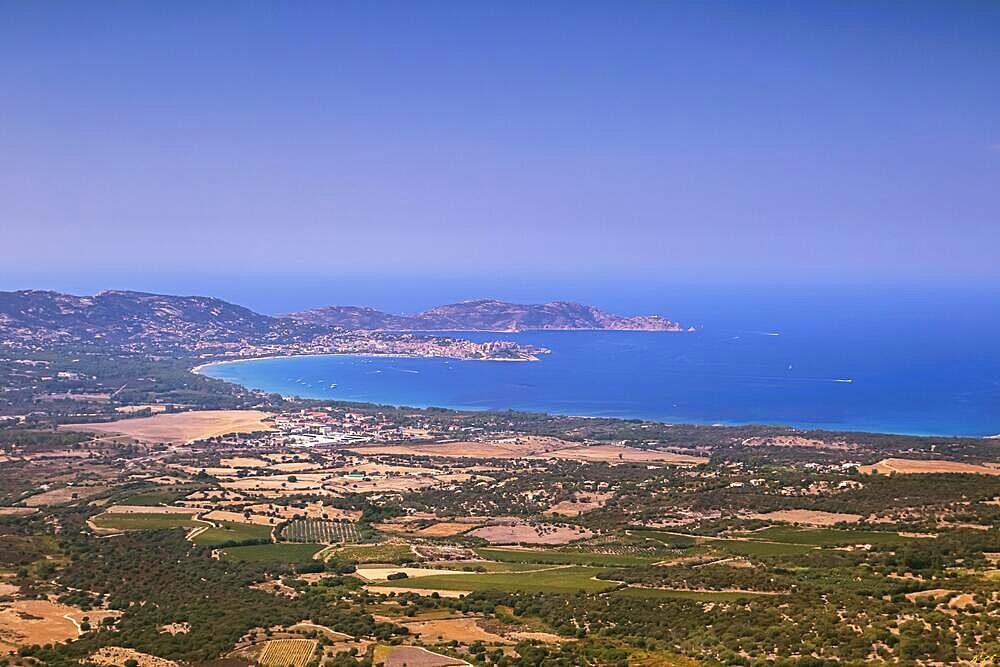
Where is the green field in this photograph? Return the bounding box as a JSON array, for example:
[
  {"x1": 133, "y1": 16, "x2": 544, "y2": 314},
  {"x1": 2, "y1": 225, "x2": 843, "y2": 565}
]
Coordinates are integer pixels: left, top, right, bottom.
[
  {"x1": 708, "y1": 539, "x2": 814, "y2": 557},
  {"x1": 191, "y1": 521, "x2": 272, "y2": 546},
  {"x1": 371, "y1": 565, "x2": 617, "y2": 594},
  {"x1": 737, "y1": 527, "x2": 916, "y2": 547},
  {"x1": 434, "y1": 561, "x2": 549, "y2": 573},
  {"x1": 324, "y1": 543, "x2": 415, "y2": 563},
  {"x1": 476, "y1": 547, "x2": 661, "y2": 567},
  {"x1": 221, "y1": 543, "x2": 323, "y2": 562},
  {"x1": 614, "y1": 587, "x2": 779, "y2": 602},
  {"x1": 92, "y1": 512, "x2": 199, "y2": 530},
  {"x1": 630, "y1": 530, "x2": 699, "y2": 549}
]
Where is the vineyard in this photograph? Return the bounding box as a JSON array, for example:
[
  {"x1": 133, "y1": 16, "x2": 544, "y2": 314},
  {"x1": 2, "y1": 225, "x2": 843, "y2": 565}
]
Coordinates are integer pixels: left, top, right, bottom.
[
  {"x1": 281, "y1": 518, "x2": 360, "y2": 544},
  {"x1": 258, "y1": 639, "x2": 316, "y2": 667}
]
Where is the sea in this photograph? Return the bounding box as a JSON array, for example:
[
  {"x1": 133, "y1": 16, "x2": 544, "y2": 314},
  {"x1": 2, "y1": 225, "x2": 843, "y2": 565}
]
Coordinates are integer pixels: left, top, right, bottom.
[{"x1": 197, "y1": 285, "x2": 1000, "y2": 437}]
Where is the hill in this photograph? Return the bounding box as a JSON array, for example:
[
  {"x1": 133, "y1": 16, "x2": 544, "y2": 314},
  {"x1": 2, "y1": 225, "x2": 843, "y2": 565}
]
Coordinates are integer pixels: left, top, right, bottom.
[
  {"x1": 288, "y1": 299, "x2": 685, "y2": 332},
  {"x1": 0, "y1": 290, "x2": 548, "y2": 361},
  {"x1": 0, "y1": 290, "x2": 285, "y2": 350}
]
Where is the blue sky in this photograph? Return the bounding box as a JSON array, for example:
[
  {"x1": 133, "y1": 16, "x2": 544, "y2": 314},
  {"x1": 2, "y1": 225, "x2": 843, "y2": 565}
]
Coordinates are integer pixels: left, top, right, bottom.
[{"x1": 2, "y1": 1, "x2": 999, "y2": 300}]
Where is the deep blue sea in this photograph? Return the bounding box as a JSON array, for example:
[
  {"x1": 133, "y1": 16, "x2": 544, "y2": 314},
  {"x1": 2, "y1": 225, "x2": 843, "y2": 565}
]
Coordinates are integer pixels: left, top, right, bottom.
[{"x1": 199, "y1": 286, "x2": 1000, "y2": 437}]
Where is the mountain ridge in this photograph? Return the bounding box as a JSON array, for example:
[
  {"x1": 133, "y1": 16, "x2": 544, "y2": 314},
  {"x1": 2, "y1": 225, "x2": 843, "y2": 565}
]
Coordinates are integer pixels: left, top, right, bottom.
[{"x1": 288, "y1": 297, "x2": 686, "y2": 332}]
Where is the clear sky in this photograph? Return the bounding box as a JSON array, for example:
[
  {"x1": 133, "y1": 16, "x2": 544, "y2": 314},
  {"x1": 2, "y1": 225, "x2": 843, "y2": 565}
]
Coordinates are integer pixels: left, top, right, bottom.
[{"x1": 2, "y1": 1, "x2": 999, "y2": 301}]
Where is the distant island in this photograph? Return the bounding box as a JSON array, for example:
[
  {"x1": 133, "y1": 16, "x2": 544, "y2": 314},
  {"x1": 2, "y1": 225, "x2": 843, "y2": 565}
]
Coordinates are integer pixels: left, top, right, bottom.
[
  {"x1": 0, "y1": 291, "x2": 685, "y2": 365},
  {"x1": 287, "y1": 298, "x2": 689, "y2": 332}
]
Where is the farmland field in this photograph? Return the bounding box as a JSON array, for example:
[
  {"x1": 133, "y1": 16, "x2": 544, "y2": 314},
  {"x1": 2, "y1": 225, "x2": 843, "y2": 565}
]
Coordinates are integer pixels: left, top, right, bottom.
[
  {"x1": 191, "y1": 521, "x2": 272, "y2": 546},
  {"x1": 258, "y1": 638, "x2": 316, "y2": 667},
  {"x1": 435, "y1": 561, "x2": 547, "y2": 573},
  {"x1": 220, "y1": 543, "x2": 323, "y2": 562},
  {"x1": 708, "y1": 539, "x2": 814, "y2": 557},
  {"x1": 323, "y1": 543, "x2": 415, "y2": 563},
  {"x1": 476, "y1": 547, "x2": 660, "y2": 567},
  {"x1": 281, "y1": 518, "x2": 359, "y2": 544},
  {"x1": 91, "y1": 512, "x2": 199, "y2": 531},
  {"x1": 61, "y1": 409, "x2": 274, "y2": 443},
  {"x1": 736, "y1": 527, "x2": 917, "y2": 547},
  {"x1": 373, "y1": 645, "x2": 468, "y2": 667},
  {"x1": 371, "y1": 565, "x2": 618, "y2": 594},
  {"x1": 630, "y1": 530, "x2": 699, "y2": 549}
]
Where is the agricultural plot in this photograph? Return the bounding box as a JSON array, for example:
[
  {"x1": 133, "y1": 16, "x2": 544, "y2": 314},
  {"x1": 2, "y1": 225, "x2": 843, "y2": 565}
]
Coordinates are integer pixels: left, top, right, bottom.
[
  {"x1": 401, "y1": 617, "x2": 505, "y2": 644},
  {"x1": 630, "y1": 530, "x2": 699, "y2": 549},
  {"x1": 737, "y1": 527, "x2": 917, "y2": 547},
  {"x1": 750, "y1": 509, "x2": 862, "y2": 526},
  {"x1": 434, "y1": 561, "x2": 546, "y2": 573},
  {"x1": 371, "y1": 565, "x2": 617, "y2": 594},
  {"x1": 708, "y1": 539, "x2": 814, "y2": 557},
  {"x1": 281, "y1": 518, "x2": 359, "y2": 544},
  {"x1": 323, "y1": 543, "x2": 416, "y2": 564},
  {"x1": 374, "y1": 645, "x2": 469, "y2": 667},
  {"x1": 23, "y1": 485, "x2": 109, "y2": 507},
  {"x1": 62, "y1": 409, "x2": 274, "y2": 443},
  {"x1": 191, "y1": 521, "x2": 271, "y2": 546},
  {"x1": 468, "y1": 522, "x2": 593, "y2": 545},
  {"x1": 258, "y1": 639, "x2": 316, "y2": 667},
  {"x1": 476, "y1": 547, "x2": 660, "y2": 567},
  {"x1": 92, "y1": 512, "x2": 199, "y2": 531},
  {"x1": 220, "y1": 543, "x2": 323, "y2": 562}
]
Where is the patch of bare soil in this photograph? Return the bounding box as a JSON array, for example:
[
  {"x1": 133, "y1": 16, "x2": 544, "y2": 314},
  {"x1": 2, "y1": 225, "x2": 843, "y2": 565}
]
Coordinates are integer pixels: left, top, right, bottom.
[
  {"x1": 751, "y1": 509, "x2": 862, "y2": 526},
  {"x1": 859, "y1": 458, "x2": 1000, "y2": 475},
  {"x1": 115, "y1": 404, "x2": 168, "y2": 414},
  {"x1": 0, "y1": 599, "x2": 87, "y2": 651},
  {"x1": 90, "y1": 646, "x2": 178, "y2": 667},
  {"x1": 544, "y1": 444, "x2": 707, "y2": 465},
  {"x1": 468, "y1": 521, "x2": 593, "y2": 545},
  {"x1": 247, "y1": 502, "x2": 362, "y2": 522},
  {"x1": 402, "y1": 617, "x2": 505, "y2": 644},
  {"x1": 23, "y1": 484, "x2": 109, "y2": 507},
  {"x1": 378, "y1": 645, "x2": 470, "y2": 667},
  {"x1": 742, "y1": 435, "x2": 856, "y2": 450},
  {"x1": 160, "y1": 622, "x2": 191, "y2": 635},
  {"x1": 416, "y1": 522, "x2": 478, "y2": 537},
  {"x1": 545, "y1": 492, "x2": 613, "y2": 517}
]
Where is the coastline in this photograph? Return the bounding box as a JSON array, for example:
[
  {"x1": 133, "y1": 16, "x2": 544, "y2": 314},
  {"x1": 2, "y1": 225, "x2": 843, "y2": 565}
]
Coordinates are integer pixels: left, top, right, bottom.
[
  {"x1": 193, "y1": 354, "x2": 996, "y2": 439},
  {"x1": 191, "y1": 351, "x2": 538, "y2": 375},
  {"x1": 190, "y1": 328, "x2": 1000, "y2": 440}
]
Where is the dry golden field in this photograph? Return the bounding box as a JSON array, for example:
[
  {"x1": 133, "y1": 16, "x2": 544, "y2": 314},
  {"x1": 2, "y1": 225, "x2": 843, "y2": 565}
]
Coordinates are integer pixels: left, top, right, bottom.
[
  {"x1": 401, "y1": 617, "x2": 506, "y2": 644},
  {"x1": 859, "y1": 458, "x2": 1000, "y2": 475},
  {"x1": 750, "y1": 509, "x2": 863, "y2": 525},
  {"x1": 62, "y1": 410, "x2": 274, "y2": 443}
]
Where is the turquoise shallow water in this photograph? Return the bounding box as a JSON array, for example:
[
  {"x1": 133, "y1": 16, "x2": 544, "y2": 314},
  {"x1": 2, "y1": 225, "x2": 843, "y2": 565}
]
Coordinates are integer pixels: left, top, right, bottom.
[{"x1": 200, "y1": 315, "x2": 1000, "y2": 437}]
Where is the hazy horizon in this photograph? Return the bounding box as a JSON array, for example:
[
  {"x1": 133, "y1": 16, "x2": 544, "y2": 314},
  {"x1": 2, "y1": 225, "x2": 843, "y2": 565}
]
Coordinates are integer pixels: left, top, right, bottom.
[{"x1": 3, "y1": 2, "x2": 999, "y2": 287}]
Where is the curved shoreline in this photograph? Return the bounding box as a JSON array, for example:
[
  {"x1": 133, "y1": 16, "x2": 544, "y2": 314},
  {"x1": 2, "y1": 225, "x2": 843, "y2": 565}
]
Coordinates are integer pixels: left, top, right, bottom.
[
  {"x1": 191, "y1": 351, "x2": 535, "y2": 375},
  {"x1": 193, "y1": 354, "x2": 995, "y2": 439}
]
